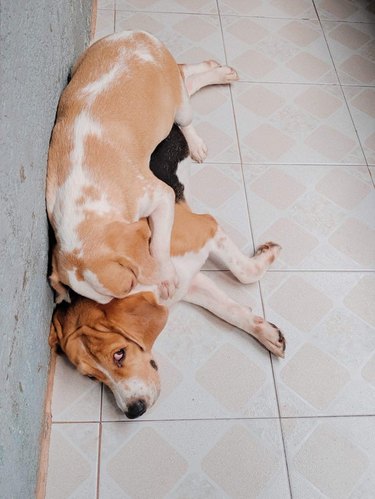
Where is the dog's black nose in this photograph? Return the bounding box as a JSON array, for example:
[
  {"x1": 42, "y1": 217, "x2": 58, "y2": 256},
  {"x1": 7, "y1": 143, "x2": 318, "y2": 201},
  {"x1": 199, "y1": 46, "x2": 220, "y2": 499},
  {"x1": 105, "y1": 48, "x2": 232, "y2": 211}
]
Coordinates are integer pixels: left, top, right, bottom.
[{"x1": 125, "y1": 399, "x2": 147, "y2": 419}]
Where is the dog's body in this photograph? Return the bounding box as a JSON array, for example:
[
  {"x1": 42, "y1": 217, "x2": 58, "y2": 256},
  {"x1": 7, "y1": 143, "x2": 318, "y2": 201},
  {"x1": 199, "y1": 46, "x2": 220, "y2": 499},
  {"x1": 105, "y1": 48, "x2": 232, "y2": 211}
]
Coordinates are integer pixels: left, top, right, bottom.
[
  {"x1": 46, "y1": 31, "x2": 238, "y2": 304},
  {"x1": 51, "y1": 125, "x2": 285, "y2": 419}
]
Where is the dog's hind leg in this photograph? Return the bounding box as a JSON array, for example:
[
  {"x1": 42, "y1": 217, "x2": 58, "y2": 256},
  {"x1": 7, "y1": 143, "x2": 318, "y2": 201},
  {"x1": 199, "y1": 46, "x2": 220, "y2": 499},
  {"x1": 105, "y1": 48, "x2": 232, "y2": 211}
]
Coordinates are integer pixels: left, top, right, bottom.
[
  {"x1": 179, "y1": 62, "x2": 239, "y2": 97},
  {"x1": 183, "y1": 272, "x2": 285, "y2": 357},
  {"x1": 175, "y1": 87, "x2": 207, "y2": 163},
  {"x1": 210, "y1": 227, "x2": 281, "y2": 284}
]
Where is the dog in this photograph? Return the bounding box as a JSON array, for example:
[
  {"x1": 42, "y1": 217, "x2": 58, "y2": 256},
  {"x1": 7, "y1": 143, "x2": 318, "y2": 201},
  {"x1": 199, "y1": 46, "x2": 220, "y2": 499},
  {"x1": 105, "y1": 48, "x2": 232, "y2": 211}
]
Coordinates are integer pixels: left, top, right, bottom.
[
  {"x1": 46, "y1": 30, "x2": 238, "y2": 304},
  {"x1": 50, "y1": 125, "x2": 286, "y2": 419}
]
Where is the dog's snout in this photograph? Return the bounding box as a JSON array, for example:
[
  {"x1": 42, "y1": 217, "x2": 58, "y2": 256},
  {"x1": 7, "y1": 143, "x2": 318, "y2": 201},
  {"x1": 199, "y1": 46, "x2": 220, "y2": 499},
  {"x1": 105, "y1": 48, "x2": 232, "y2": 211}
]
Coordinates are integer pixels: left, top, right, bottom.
[{"x1": 125, "y1": 399, "x2": 147, "y2": 419}]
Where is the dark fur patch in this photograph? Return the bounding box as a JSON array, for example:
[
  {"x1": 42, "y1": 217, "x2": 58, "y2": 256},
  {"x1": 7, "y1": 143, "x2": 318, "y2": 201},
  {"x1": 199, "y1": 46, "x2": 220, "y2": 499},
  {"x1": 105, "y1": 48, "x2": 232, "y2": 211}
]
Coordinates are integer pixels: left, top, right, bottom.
[{"x1": 150, "y1": 124, "x2": 189, "y2": 203}]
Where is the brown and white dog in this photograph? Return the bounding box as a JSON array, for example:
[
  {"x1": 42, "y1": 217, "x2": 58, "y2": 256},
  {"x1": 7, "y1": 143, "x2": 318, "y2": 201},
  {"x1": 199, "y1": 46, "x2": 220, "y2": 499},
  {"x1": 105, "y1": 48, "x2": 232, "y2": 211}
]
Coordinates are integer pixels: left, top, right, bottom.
[
  {"x1": 50, "y1": 124, "x2": 286, "y2": 419},
  {"x1": 46, "y1": 30, "x2": 238, "y2": 304}
]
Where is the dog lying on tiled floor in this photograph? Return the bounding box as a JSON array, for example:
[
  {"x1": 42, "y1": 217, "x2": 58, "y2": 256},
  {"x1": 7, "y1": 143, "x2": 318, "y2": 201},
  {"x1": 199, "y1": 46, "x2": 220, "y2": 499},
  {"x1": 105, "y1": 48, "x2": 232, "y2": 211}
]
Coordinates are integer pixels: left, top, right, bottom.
[
  {"x1": 50, "y1": 124, "x2": 286, "y2": 419},
  {"x1": 46, "y1": 30, "x2": 238, "y2": 304}
]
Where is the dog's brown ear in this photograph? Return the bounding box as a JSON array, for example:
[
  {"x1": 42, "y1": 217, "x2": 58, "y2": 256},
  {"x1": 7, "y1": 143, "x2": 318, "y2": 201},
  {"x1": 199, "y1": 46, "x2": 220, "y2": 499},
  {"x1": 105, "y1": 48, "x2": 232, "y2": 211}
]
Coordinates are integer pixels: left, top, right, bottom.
[
  {"x1": 103, "y1": 292, "x2": 168, "y2": 351},
  {"x1": 49, "y1": 309, "x2": 64, "y2": 350}
]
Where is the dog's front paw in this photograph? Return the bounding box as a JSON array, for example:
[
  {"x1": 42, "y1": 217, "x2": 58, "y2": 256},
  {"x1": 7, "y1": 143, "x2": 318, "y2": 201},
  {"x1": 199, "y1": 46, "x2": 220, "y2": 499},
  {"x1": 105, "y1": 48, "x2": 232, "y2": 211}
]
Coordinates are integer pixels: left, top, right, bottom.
[
  {"x1": 158, "y1": 263, "x2": 179, "y2": 300},
  {"x1": 253, "y1": 316, "x2": 286, "y2": 358},
  {"x1": 189, "y1": 136, "x2": 208, "y2": 163}
]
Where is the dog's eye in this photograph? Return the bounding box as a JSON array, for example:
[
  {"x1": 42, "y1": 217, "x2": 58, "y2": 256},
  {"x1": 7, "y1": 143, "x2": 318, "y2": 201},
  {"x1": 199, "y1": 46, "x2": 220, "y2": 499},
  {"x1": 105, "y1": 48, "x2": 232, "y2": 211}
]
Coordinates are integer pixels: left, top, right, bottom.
[{"x1": 113, "y1": 348, "x2": 126, "y2": 367}]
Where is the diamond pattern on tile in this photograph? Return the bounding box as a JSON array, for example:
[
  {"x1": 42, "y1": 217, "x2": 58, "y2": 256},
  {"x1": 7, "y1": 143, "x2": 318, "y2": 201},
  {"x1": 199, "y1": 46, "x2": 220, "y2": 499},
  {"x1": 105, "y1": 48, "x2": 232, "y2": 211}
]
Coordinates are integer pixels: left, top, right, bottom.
[
  {"x1": 316, "y1": 169, "x2": 372, "y2": 209},
  {"x1": 237, "y1": 84, "x2": 285, "y2": 117},
  {"x1": 362, "y1": 354, "x2": 375, "y2": 387},
  {"x1": 115, "y1": 12, "x2": 226, "y2": 63},
  {"x1": 106, "y1": 427, "x2": 188, "y2": 498},
  {"x1": 294, "y1": 86, "x2": 342, "y2": 119},
  {"x1": 262, "y1": 272, "x2": 375, "y2": 416},
  {"x1": 116, "y1": 0, "x2": 218, "y2": 14},
  {"x1": 51, "y1": 355, "x2": 102, "y2": 422},
  {"x1": 293, "y1": 422, "x2": 368, "y2": 497},
  {"x1": 269, "y1": 275, "x2": 333, "y2": 331},
  {"x1": 305, "y1": 125, "x2": 357, "y2": 161},
  {"x1": 329, "y1": 218, "x2": 375, "y2": 268},
  {"x1": 245, "y1": 165, "x2": 374, "y2": 270},
  {"x1": 223, "y1": 17, "x2": 337, "y2": 83},
  {"x1": 344, "y1": 86, "x2": 375, "y2": 165},
  {"x1": 190, "y1": 86, "x2": 240, "y2": 164},
  {"x1": 219, "y1": 0, "x2": 317, "y2": 18},
  {"x1": 323, "y1": 21, "x2": 375, "y2": 84},
  {"x1": 281, "y1": 344, "x2": 350, "y2": 409},
  {"x1": 45, "y1": 424, "x2": 98, "y2": 499},
  {"x1": 196, "y1": 343, "x2": 267, "y2": 411},
  {"x1": 315, "y1": 0, "x2": 375, "y2": 22},
  {"x1": 93, "y1": 9, "x2": 114, "y2": 41},
  {"x1": 344, "y1": 275, "x2": 375, "y2": 327},
  {"x1": 250, "y1": 168, "x2": 306, "y2": 209},
  {"x1": 233, "y1": 83, "x2": 365, "y2": 164},
  {"x1": 189, "y1": 164, "x2": 253, "y2": 262},
  {"x1": 202, "y1": 424, "x2": 282, "y2": 498},
  {"x1": 101, "y1": 420, "x2": 290, "y2": 498},
  {"x1": 257, "y1": 217, "x2": 320, "y2": 266}
]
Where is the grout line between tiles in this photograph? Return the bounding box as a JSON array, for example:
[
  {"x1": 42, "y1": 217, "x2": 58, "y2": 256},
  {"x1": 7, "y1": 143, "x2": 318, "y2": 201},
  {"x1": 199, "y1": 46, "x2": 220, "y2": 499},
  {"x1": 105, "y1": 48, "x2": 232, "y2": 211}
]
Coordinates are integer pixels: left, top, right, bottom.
[
  {"x1": 312, "y1": 0, "x2": 370, "y2": 177},
  {"x1": 96, "y1": 384, "x2": 104, "y2": 499},
  {"x1": 258, "y1": 282, "x2": 293, "y2": 498},
  {"x1": 51, "y1": 413, "x2": 375, "y2": 424}
]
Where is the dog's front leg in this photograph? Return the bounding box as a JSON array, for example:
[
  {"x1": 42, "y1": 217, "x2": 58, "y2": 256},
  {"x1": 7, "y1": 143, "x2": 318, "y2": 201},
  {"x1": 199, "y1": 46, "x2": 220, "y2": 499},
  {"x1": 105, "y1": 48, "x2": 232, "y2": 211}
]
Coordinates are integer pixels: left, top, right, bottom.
[
  {"x1": 183, "y1": 272, "x2": 285, "y2": 358},
  {"x1": 147, "y1": 184, "x2": 179, "y2": 299}
]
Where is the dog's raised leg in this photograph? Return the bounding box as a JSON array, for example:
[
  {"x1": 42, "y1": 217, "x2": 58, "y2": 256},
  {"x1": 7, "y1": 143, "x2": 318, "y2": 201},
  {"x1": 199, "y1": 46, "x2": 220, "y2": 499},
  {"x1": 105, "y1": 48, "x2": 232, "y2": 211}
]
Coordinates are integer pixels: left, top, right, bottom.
[
  {"x1": 180, "y1": 61, "x2": 239, "y2": 97},
  {"x1": 183, "y1": 272, "x2": 285, "y2": 357},
  {"x1": 175, "y1": 61, "x2": 238, "y2": 163},
  {"x1": 211, "y1": 227, "x2": 281, "y2": 284},
  {"x1": 145, "y1": 181, "x2": 179, "y2": 299}
]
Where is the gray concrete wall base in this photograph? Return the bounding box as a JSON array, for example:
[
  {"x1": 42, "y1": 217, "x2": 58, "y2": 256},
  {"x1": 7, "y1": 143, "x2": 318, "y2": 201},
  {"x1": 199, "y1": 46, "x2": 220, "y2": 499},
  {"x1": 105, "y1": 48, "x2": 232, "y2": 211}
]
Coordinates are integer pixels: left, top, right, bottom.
[{"x1": 0, "y1": 1, "x2": 93, "y2": 496}]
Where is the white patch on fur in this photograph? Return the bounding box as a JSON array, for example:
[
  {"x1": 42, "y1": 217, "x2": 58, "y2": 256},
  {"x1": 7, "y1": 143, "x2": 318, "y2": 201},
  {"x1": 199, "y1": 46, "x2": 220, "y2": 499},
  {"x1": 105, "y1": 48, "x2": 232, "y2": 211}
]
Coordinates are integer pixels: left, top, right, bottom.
[
  {"x1": 67, "y1": 269, "x2": 112, "y2": 304},
  {"x1": 54, "y1": 112, "x2": 113, "y2": 253},
  {"x1": 111, "y1": 376, "x2": 160, "y2": 413},
  {"x1": 135, "y1": 46, "x2": 155, "y2": 63},
  {"x1": 81, "y1": 61, "x2": 125, "y2": 101}
]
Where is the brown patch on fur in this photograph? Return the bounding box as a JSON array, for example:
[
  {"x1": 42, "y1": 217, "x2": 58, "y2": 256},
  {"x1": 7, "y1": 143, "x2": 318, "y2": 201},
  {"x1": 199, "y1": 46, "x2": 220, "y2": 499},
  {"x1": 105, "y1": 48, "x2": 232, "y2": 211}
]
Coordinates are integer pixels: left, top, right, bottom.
[{"x1": 171, "y1": 202, "x2": 218, "y2": 256}]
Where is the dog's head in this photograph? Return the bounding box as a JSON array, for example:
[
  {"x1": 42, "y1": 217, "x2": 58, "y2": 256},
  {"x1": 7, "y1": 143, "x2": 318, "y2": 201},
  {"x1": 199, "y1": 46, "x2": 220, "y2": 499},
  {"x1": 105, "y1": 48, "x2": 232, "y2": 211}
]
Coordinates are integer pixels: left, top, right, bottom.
[{"x1": 50, "y1": 292, "x2": 168, "y2": 418}]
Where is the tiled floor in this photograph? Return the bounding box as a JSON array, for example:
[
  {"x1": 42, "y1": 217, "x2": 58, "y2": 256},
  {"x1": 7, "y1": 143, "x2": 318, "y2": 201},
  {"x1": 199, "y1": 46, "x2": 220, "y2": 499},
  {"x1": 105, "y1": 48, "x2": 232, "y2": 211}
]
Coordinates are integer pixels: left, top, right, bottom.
[{"x1": 45, "y1": 1, "x2": 375, "y2": 498}]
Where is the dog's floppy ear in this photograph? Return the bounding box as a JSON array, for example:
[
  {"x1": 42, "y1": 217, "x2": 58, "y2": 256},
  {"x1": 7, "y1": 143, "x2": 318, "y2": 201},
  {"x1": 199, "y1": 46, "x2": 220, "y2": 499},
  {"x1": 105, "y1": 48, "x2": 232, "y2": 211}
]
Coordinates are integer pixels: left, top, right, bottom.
[{"x1": 103, "y1": 292, "x2": 168, "y2": 351}]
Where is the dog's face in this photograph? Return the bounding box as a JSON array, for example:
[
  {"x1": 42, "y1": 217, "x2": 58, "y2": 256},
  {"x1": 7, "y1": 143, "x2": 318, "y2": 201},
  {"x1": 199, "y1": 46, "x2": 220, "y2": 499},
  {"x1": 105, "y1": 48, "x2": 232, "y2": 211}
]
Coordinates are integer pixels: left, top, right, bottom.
[{"x1": 50, "y1": 292, "x2": 168, "y2": 418}]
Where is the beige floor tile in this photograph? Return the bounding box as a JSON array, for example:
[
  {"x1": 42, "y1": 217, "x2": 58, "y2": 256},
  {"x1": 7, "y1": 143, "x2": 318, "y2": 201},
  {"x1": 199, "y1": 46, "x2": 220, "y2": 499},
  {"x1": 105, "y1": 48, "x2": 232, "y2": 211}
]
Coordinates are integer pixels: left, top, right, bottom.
[
  {"x1": 51, "y1": 355, "x2": 102, "y2": 422},
  {"x1": 116, "y1": 0, "x2": 218, "y2": 14},
  {"x1": 93, "y1": 9, "x2": 114, "y2": 41},
  {"x1": 99, "y1": 419, "x2": 290, "y2": 498},
  {"x1": 190, "y1": 86, "x2": 240, "y2": 164},
  {"x1": 218, "y1": 0, "x2": 317, "y2": 19},
  {"x1": 45, "y1": 423, "x2": 99, "y2": 499},
  {"x1": 261, "y1": 272, "x2": 375, "y2": 416},
  {"x1": 233, "y1": 83, "x2": 365, "y2": 164},
  {"x1": 343, "y1": 86, "x2": 375, "y2": 165},
  {"x1": 115, "y1": 11, "x2": 226, "y2": 63},
  {"x1": 244, "y1": 165, "x2": 375, "y2": 269},
  {"x1": 102, "y1": 271, "x2": 280, "y2": 420},
  {"x1": 222, "y1": 17, "x2": 337, "y2": 83},
  {"x1": 282, "y1": 417, "x2": 375, "y2": 498},
  {"x1": 315, "y1": 0, "x2": 375, "y2": 22},
  {"x1": 323, "y1": 21, "x2": 375, "y2": 85},
  {"x1": 188, "y1": 163, "x2": 253, "y2": 266}
]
